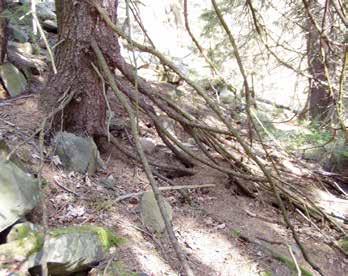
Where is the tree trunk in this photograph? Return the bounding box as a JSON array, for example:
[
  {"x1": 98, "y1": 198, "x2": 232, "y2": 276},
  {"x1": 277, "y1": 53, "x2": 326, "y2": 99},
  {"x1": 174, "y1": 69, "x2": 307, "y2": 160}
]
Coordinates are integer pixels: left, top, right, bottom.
[
  {"x1": 306, "y1": 0, "x2": 333, "y2": 122},
  {"x1": 0, "y1": 0, "x2": 7, "y2": 64},
  {"x1": 41, "y1": 0, "x2": 120, "y2": 136}
]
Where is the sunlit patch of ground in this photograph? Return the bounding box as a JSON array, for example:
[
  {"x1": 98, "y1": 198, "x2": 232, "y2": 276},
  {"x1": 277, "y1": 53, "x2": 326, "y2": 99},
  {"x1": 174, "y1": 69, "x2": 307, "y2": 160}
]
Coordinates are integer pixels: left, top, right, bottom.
[
  {"x1": 175, "y1": 216, "x2": 259, "y2": 275},
  {"x1": 313, "y1": 188, "x2": 348, "y2": 220},
  {"x1": 112, "y1": 213, "x2": 176, "y2": 275}
]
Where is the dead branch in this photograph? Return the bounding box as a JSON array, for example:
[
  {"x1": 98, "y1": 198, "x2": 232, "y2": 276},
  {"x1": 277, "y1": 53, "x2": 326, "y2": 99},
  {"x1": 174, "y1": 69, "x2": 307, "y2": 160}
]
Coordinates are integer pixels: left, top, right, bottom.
[
  {"x1": 91, "y1": 39, "x2": 194, "y2": 276},
  {"x1": 115, "y1": 184, "x2": 216, "y2": 202}
]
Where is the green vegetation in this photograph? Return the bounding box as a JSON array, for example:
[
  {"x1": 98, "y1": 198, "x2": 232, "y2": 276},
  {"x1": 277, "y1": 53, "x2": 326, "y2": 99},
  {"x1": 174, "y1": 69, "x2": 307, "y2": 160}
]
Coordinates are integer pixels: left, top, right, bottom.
[
  {"x1": 338, "y1": 237, "x2": 348, "y2": 254},
  {"x1": 230, "y1": 229, "x2": 241, "y2": 238},
  {"x1": 1, "y1": 3, "x2": 31, "y2": 26},
  {"x1": 272, "y1": 121, "x2": 333, "y2": 152},
  {"x1": 50, "y1": 225, "x2": 124, "y2": 250},
  {"x1": 26, "y1": 232, "x2": 44, "y2": 256},
  {"x1": 274, "y1": 254, "x2": 312, "y2": 276},
  {"x1": 11, "y1": 223, "x2": 32, "y2": 240}
]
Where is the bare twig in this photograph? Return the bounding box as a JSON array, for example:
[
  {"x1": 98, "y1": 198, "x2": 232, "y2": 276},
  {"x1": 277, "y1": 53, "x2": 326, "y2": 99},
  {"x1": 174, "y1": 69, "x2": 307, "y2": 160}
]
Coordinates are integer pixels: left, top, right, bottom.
[
  {"x1": 115, "y1": 184, "x2": 215, "y2": 202},
  {"x1": 287, "y1": 244, "x2": 302, "y2": 276}
]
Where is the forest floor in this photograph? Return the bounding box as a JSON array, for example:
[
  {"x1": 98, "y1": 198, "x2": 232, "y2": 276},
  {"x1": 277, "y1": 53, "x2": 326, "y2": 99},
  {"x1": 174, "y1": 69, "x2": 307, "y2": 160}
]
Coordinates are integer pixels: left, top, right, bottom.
[{"x1": 0, "y1": 92, "x2": 348, "y2": 276}]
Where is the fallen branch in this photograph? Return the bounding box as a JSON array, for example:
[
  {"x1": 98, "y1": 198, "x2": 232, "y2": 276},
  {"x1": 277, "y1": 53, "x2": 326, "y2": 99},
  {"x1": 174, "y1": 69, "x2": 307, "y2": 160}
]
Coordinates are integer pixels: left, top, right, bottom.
[
  {"x1": 91, "y1": 39, "x2": 194, "y2": 276},
  {"x1": 115, "y1": 184, "x2": 215, "y2": 202}
]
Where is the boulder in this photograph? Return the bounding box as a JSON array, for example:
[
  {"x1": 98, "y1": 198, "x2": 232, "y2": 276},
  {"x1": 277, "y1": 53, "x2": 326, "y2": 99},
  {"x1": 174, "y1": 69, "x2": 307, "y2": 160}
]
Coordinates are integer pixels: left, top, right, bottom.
[
  {"x1": 139, "y1": 137, "x2": 157, "y2": 154},
  {"x1": 37, "y1": 2, "x2": 56, "y2": 21},
  {"x1": 54, "y1": 132, "x2": 99, "y2": 175},
  {"x1": 8, "y1": 24, "x2": 29, "y2": 43},
  {"x1": 42, "y1": 19, "x2": 57, "y2": 33},
  {"x1": 8, "y1": 41, "x2": 33, "y2": 55},
  {"x1": 0, "y1": 139, "x2": 26, "y2": 170},
  {"x1": 7, "y1": 43, "x2": 46, "y2": 74},
  {"x1": 0, "y1": 229, "x2": 43, "y2": 263},
  {"x1": 1, "y1": 224, "x2": 121, "y2": 276},
  {"x1": 54, "y1": 132, "x2": 101, "y2": 175},
  {"x1": 0, "y1": 63, "x2": 27, "y2": 97},
  {"x1": 140, "y1": 191, "x2": 173, "y2": 233},
  {"x1": 0, "y1": 158, "x2": 40, "y2": 232},
  {"x1": 6, "y1": 222, "x2": 42, "y2": 242},
  {"x1": 29, "y1": 226, "x2": 121, "y2": 275}
]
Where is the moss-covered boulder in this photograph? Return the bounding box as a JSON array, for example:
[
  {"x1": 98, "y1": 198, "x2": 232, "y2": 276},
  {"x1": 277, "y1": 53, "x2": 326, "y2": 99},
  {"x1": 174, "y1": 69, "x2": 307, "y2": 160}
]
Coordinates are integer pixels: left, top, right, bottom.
[
  {"x1": 140, "y1": 191, "x2": 173, "y2": 234},
  {"x1": 28, "y1": 225, "x2": 122, "y2": 275},
  {"x1": 0, "y1": 223, "x2": 43, "y2": 275},
  {"x1": 54, "y1": 132, "x2": 101, "y2": 175},
  {"x1": 1, "y1": 223, "x2": 122, "y2": 275}
]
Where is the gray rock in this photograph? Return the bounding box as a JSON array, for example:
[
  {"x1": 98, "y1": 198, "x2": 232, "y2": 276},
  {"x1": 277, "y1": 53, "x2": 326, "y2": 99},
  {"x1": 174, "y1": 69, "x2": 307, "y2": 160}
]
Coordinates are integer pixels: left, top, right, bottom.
[
  {"x1": 31, "y1": 233, "x2": 103, "y2": 275},
  {"x1": 0, "y1": 230, "x2": 42, "y2": 263},
  {"x1": 0, "y1": 159, "x2": 40, "y2": 232},
  {"x1": 140, "y1": 137, "x2": 156, "y2": 154},
  {"x1": 42, "y1": 19, "x2": 57, "y2": 33},
  {"x1": 29, "y1": 226, "x2": 119, "y2": 275},
  {"x1": 140, "y1": 191, "x2": 173, "y2": 233},
  {"x1": 1, "y1": 224, "x2": 120, "y2": 276},
  {"x1": 99, "y1": 175, "x2": 117, "y2": 190},
  {"x1": 6, "y1": 222, "x2": 42, "y2": 242},
  {"x1": 37, "y1": 2, "x2": 56, "y2": 21},
  {"x1": 8, "y1": 24, "x2": 29, "y2": 43},
  {"x1": 8, "y1": 41, "x2": 33, "y2": 55},
  {"x1": 219, "y1": 86, "x2": 235, "y2": 104},
  {"x1": 54, "y1": 132, "x2": 100, "y2": 175},
  {"x1": 0, "y1": 63, "x2": 27, "y2": 97},
  {"x1": 7, "y1": 43, "x2": 46, "y2": 73}
]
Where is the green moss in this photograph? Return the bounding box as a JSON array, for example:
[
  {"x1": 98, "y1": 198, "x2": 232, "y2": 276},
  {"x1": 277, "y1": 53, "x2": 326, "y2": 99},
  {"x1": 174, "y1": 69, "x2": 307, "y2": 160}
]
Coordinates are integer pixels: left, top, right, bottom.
[
  {"x1": 15, "y1": 232, "x2": 44, "y2": 257},
  {"x1": 27, "y1": 233, "x2": 44, "y2": 256},
  {"x1": 275, "y1": 255, "x2": 312, "y2": 276},
  {"x1": 260, "y1": 272, "x2": 272, "y2": 276},
  {"x1": 93, "y1": 227, "x2": 124, "y2": 250},
  {"x1": 12, "y1": 224, "x2": 32, "y2": 240},
  {"x1": 230, "y1": 229, "x2": 241, "y2": 238},
  {"x1": 91, "y1": 200, "x2": 113, "y2": 212},
  {"x1": 50, "y1": 225, "x2": 124, "y2": 250},
  {"x1": 339, "y1": 237, "x2": 348, "y2": 253}
]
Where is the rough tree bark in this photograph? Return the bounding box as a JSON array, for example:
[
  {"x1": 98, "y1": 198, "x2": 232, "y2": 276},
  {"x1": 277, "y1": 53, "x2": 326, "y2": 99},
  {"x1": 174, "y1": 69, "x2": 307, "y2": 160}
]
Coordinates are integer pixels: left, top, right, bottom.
[
  {"x1": 0, "y1": 0, "x2": 7, "y2": 64},
  {"x1": 306, "y1": 0, "x2": 333, "y2": 122},
  {"x1": 41, "y1": 0, "x2": 121, "y2": 136}
]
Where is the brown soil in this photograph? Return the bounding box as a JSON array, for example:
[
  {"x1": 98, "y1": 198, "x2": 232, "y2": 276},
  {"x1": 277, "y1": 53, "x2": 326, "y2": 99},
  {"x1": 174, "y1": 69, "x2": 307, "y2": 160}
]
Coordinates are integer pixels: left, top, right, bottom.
[{"x1": 1, "y1": 94, "x2": 347, "y2": 276}]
